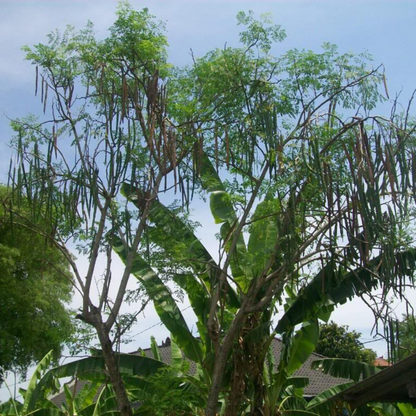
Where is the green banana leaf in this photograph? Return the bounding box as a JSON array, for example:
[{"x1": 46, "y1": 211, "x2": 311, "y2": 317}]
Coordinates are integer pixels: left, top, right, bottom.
[
  {"x1": 30, "y1": 354, "x2": 167, "y2": 412},
  {"x1": 286, "y1": 320, "x2": 319, "y2": 376},
  {"x1": 306, "y1": 381, "x2": 355, "y2": 414},
  {"x1": 247, "y1": 198, "x2": 280, "y2": 279},
  {"x1": 112, "y1": 236, "x2": 203, "y2": 365},
  {"x1": 150, "y1": 337, "x2": 162, "y2": 362},
  {"x1": 275, "y1": 249, "x2": 416, "y2": 335},
  {"x1": 22, "y1": 350, "x2": 57, "y2": 414},
  {"x1": 198, "y1": 155, "x2": 250, "y2": 290},
  {"x1": 397, "y1": 403, "x2": 416, "y2": 416},
  {"x1": 121, "y1": 182, "x2": 241, "y2": 310},
  {"x1": 311, "y1": 358, "x2": 379, "y2": 382},
  {"x1": 25, "y1": 409, "x2": 65, "y2": 416},
  {"x1": 121, "y1": 183, "x2": 214, "y2": 279},
  {"x1": 284, "y1": 377, "x2": 310, "y2": 390},
  {"x1": 172, "y1": 272, "x2": 212, "y2": 350}
]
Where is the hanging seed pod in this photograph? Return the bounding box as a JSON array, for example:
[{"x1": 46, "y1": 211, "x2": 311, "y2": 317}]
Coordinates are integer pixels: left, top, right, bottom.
[
  {"x1": 171, "y1": 129, "x2": 177, "y2": 170},
  {"x1": 134, "y1": 81, "x2": 140, "y2": 118},
  {"x1": 384, "y1": 145, "x2": 397, "y2": 202},
  {"x1": 53, "y1": 124, "x2": 58, "y2": 157},
  {"x1": 43, "y1": 82, "x2": 48, "y2": 114},
  {"x1": 35, "y1": 66, "x2": 39, "y2": 96},
  {"x1": 412, "y1": 152, "x2": 416, "y2": 204},
  {"x1": 277, "y1": 137, "x2": 284, "y2": 175},
  {"x1": 41, "y1": 77, "x2": 44, "y2": 104},
  {"x1": 383, "y1": 73, "x2": 390, "y2": 99},
  {"x1": 162, "y1": 123, "x2": 168, "y2": 182},
  {"x1": 324, "y1": 162, "x2": 333, "y2": 211},
  {"x1": 68, "y1": 83, "x2": 74, "y2": 107},
  {"x1": 154, "y1": 117, "x2": 161, "y2": 160},
  {"x1": 193, "y1": 140, "x2": 200, "y2": 178},
  {"x1": 199, "y1": 132, "x2": 203, "y2": 174},
  {"x1": 361, "y1": 125, "x2": 375, "y2": 186},
  {"x1": 214, "y1": 125, "x2": 219, "y2": 172},
  {"x1": 225, "y1": 125, "x2": 230, "y2": 168},
  {"x1": 121, "y1": 76, "x2": 128, "y2": 120}
]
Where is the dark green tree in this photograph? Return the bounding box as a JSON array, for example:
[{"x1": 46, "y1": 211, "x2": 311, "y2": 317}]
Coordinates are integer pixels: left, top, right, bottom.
[
  {"x1": 386, "y1": 314, "x2": 416, "y2": 362},
  {"x1": 397, "y1": 315, "x2": 416, "y2": 359},
  {"x1": 0, "y1": 187, "x2": 73, "y2": 383},
  {"x1": 316, "y1": 321, "x2": 377, "y2": 363}
]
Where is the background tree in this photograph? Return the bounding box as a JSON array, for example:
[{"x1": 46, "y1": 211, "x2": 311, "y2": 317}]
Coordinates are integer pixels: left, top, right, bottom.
[
  {"x1": 386, "y1": 314, "x2": 416, "y2": 362},
  {"x1": 0, "y1": 186, "x2": 73, "y2": 384},
  {"x1": 397, "y1": 315, "x2": 416, "y2": 359},
  {"x1": 316, "y1": 321, "x2": 377, "y2": 363}
]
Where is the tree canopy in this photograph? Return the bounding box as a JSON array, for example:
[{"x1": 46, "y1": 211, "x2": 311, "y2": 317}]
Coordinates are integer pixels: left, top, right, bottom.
[
  {"x1": 316, "y1": 321, "x2": 377, "y2": 364},
  {"x1": 386, "y1": 314, "x2": 416, "y2": 362},
  {"x1": 7, "y1": 3, "x2": 416, "y2": 415},
  {"x1": 0, "y1": 187, "x2": 73, "y2": 382}
]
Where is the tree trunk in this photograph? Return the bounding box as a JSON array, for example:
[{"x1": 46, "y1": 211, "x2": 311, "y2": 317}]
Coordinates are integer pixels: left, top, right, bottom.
[
  {"x1": 96, "y1": 322, "x2": 133, "y2": 416},
  {"x1": 205, "y1": 308, "x2": 248, "y2": 416},
  {"x1": 224, "y1": 337, "x2": 244, "y2": 416}
]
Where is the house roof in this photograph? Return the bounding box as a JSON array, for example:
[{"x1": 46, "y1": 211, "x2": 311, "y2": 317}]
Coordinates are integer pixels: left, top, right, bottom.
[
  {"x1": 331, "y1": 352, "x2": 416, "y2": 409},
  {"x1": 50, "y1": 337, "x2": 350, "y2": 407},
  {"x1": 270, "y1": 338, "x2": 351, "y2": 397},
  {"x1": 373, "y1": 356, "x2": 391, "y2": 367}
]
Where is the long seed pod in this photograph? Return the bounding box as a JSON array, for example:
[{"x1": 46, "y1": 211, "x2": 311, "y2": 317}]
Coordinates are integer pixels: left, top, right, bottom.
[
  {"x1": 361, "y1": 126, "x2": 375, "y2": 186},
  {"x1": 43, "y1": 82, "x2": 48, "y2": 114},
  {"x1": 53, "y1": 124, "x2": 58, "y2": 157},
  {"x1": 383, "y1": 73, "x2": 390, "y2": 99},
  {"x1": 121, "y1": 76, "x2": 127, "y2": 120},
  {"x1": 171, "y1": 130, "x2": 178, "y2": 192},
  {"x1": 41, "y1": 77, "x2": 44, "y2": 104},
  {"x1": 214, "y1": 126, "x2": 219, "y2": 172},
  {"x1": 199, "y1": 132, "x2": 203, "y2": 175},
  {"x1": 193, "y1": 140, "x2": 199, "y2": 178},
  {"x1": 157, "y1": 117, "x2": 162, "y2": 160},
  {"x1": 35, "y1": 65, "x2": 39, "y2": 96},
  {"x1": 412, "y1": 152, "x2": 416, "y2": 204},
  {"x1": 384, "y1": 145, "x2": 397, "y2": 202},
  {"x1": 225, "y1": 125, "x2": 230, "y2": 168}
]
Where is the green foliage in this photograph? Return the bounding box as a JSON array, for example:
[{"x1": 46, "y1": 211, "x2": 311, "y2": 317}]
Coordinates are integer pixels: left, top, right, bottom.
[
  {"x1": 0, "y1": 187, "x2": 73, "y2": 382},
  {"x1": 9, "y1": 3, "x2": 416, "y2": 415},
  {"x1": 316, "y1": 322, "x2": 377, "y2": 364},
  {"x1": 396, "y1": 314, "x2": 416, "y2": 360},
  {"x1": 311, "y1": 357, "x2": 379, "y2": 383},
  {"x1": 133, "y1": 367, "x2": 204, "y2": 416}
]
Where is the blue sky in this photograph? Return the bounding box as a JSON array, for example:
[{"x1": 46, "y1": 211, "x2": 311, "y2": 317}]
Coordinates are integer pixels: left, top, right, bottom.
[{"x1": 1, "y1": 1, "x2": 416, "y2": 390}]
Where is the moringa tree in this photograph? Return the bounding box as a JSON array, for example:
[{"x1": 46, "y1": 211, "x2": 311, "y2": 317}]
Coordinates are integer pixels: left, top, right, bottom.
[
  {"x1": 121, "y1": 11, "x2": 416, "y2": 415},
  {"x1": 9, "y1": 4, "x2": 197, "y2": 415}
]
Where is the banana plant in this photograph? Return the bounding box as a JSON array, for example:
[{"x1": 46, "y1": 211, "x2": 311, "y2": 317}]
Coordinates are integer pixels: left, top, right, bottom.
[
  {"x1": 116, "y1": 154, "x2": 412, "y2": 414},
  {"x1": 0, "y1": 350, "x2": 64, "y2": 416}
]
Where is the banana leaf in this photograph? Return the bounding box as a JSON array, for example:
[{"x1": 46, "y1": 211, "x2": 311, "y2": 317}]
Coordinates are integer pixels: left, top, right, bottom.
[
  {"x1": 198, "y1": 155, "x2": 250, "y2": 289},
  {"x1": 275, "y1": 249, "x2": 416, "y2": 335},
  {"x1": 112, "y1": 236, "x2": 203, "y2": 364},
  {"x1": 30, "y1": 354, "x2": 167, "y2": 412},
  {"x1": 247, "y1": 198, "x2": 280, "y2": 279},
  {"x1": 286, "y1": 320, "x2": 319, "y2": 376},
  {"x1": 121, "y1": 183, "x2": 214, "y2": 280},
  {"x1": 311, "y1": 358, "x2": 379, "y2": 382},
  {"x1": 306, "y1": 381, "x2": 355, "y2": 414}
]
